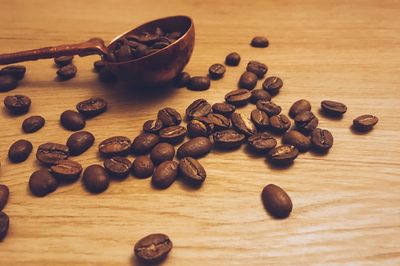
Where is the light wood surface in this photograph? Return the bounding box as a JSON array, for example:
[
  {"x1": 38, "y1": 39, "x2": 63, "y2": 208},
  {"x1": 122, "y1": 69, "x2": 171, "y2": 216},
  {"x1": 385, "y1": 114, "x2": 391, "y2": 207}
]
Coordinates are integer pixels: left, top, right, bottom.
[{"x1": 0, "y1": 0, "x2": 399, "y2": 265}]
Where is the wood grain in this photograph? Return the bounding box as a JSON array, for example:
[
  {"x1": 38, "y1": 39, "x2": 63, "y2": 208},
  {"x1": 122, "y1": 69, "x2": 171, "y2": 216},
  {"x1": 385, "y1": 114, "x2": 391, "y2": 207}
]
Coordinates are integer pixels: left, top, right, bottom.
[{"x1": 0, "y1": 0, "x2": 399, "y2": 265}]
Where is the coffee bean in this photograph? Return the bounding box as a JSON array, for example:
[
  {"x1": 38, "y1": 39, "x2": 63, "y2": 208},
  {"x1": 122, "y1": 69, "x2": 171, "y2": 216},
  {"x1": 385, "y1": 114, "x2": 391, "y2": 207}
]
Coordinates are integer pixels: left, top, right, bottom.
[
  {"x1": 289, "y1": 99, "x2": 311, "y2": 118},
  {"x1": 134, "y1": 233, "x2": 173, "y2": 263},
  {"x1": 29, "y1": 169, "x2": 58, "y2": 197},
  {"x1": 321, "y1": 100, "x2": 347, "y2": 116},
  {"x1": 50, "y1": 159, "x2": 82, "y2": 182},
  {"x1": 76, "y1": 97, "x2": 108, "y2": 117},
  {"x1": 104, "y1": 156, "x2": 131, "y2": 178},
  {"x1": 0, "y1": 75, "x2": 18, "y2": 92},
  {"x1": 225, "y1": 89, "x2": 251, "y2": 106},
  {"x1": 294, "y1": 111, "x2": 319, "y2": 133},
  {"x1": 0, "y1": 185, "x2": 9, "y2": 211},
  {"x1": 187, "y1": 76, "x2": 210, "y2": 91},
  {"x1": 186, "y1": 99, "x2": 212, "y2": 120},
  {"x1": 246, "y1": 61, "x2": 267, "y2": 79},
  {"x1": 311, "y1": 128, "x2": 333, "y2": 152},
  {"x1": 250, "y1": 109, "x2": 269, "y2": 130},
  {"x1": 208, "y1": 63, "x2": 226, "y2": 80},
  {"x1": 8, "y1": 139, "x2": 33, "y2": 163},
  {"x1": 262, "y1": 76, "x2": 283, "y2": 95},
  {"x1": 152, "y1": 160, "x2": 179, "y2": 189},
  {"x1": 261, "y1": 184, "x2": 292, "y2": 218},
  {"x1": 238, "y1": 71, "x2": 258, "y2": 90},
  {"x1": 211, "y1": 102, "x2": 236, "y2": 117},
  {"x1": 93, "y1": 60, "x2": 106, "y2": 72},
  {"x1": 282, "y1": 130, "x2": 311, "y2": 152},
  {"x1": 150, "y1": 142, "x2": 175, "y2": 165},
  {"x1": 174, "y1": 72, "x2": 191, "y2": 87},
  {"x1": 225, "y1": 52, "x2": 241, "y2": 66},
  {"x1": 250, "y1": 89, "x2": 271, "y2": 104},
  {"x1": 159, "y1": 126, "x2": 187, "y2": 144},
  {"x1": 4, "y1": 95, "x2": 31, "y2": 114},
  {"x1": 187, "y1": 117, "x2": 214, "y2": 137},
  {"x1": 353, "y1": 115, "x2": 379, "y2": 131},
  {"x1": 177, "y1": 137, "x2": 212, "y2": 159},
  {"x1": 99, "y1": 67, "x2": 117, "y2": 83},
  {"x1": 0, "y1": 65, "x2": 26, "y2": 80},
  {"x1": 157, "y1": 107, "x2": 182, "y2": 127},
  {"x1": 231, "y1": 113, "x2": 257, "y2": 137},
  {"x1": 99, "y1": 136, "x2": 131, "y2": 157},
  {"x1": 268, "y1": 145, "x2": 299, "y2": 165},
  {"x1": 269, "y1": 114, "x2": 291, "y2": 134},
  {"x1": 251, "y1": 36, "x2": 269, "y2": 47},
  {"x1": 36, "y1": 143, "x2": 69, "y2": 165},
  {"x1": 0, "y1": 212, "x2": 9, "y2": 240},
  {"x1": 66, "y1": 131, "x2": 95, "y2": 156},
  {"x1": 179, "y1": 157, "x2": 207, "y2": 186},
  {"x1": 213, "y1": 129, "x2": 245, "y2": 149},
  {"x1": 57, "y1": 64, "x2": 77, "y2": 80},
  {"x1": 22, "y1": 115, "x2": 45, "y2": 133},
  {"x1": 54, "y1": 56, "x2": 73, "y2": 67},
  {"x1": 132, "y1": 156, "x2": 154, "y2": 178},
  {"x1": 256, "y1": 100, "x2": 282, "y2": 116},
  {"x1": 115, "y1": 45, "x2": 132, "y2": 62},
  {"x1": 248, "y1": 132, "x2": 277, "y2": 153},
  {"x1": 83, "y1": 165, "x2": 110, "y2": 194},
  {"x1": 207, "y1": 113, "x2": 231, "y2": 131},
  {"x1": 60, "y1": 110, "x2": 85, "y2": 131},
  {"x1": 143, "y1": 119, "x2": 163, "y2": 134},
  {"x1": 131, "y1": 133, "x2": 160, "y2": 155}
]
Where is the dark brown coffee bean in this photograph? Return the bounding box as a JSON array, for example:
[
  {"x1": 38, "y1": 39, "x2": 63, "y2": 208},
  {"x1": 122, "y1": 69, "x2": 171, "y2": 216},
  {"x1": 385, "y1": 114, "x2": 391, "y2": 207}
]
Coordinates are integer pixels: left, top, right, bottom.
[
  {"x1": 250, "y1": 89, "x2": 271, "y2": 104},
  {"x1": 93, "y1": 60, "x2": 106, "y2": 72},
  {"x1": 0, "y1": 185, "x2": 9, "y2": 211},
  {"x1": 66, "y1": 131, "x2": 95, "y2": 156},
  {"x1": 143, "y1": 119, "x2": 163, "y2": 134},
  {"x1": 99, "y1": 136, "x2": 131, "y2": 157},
  {"x1": 132, "y1": 156, "x2": 154, "y2": 178},
  {"x1": 262, "y1": 76, "x2": 283, "y2": 95},
  {"x1": 246, "y1": 61, "x2": 267, "y2": 79},
  {"x1": 177, "y1": 137, "x2": 212, "y2": 159},
  {"x1": 76, "y1": 97, "x2": 108, "y2": 117},
  {"x1": 174, "y1": 72, "x2": 191, "y2": 87},
  {"x1": 238, "y1": 71, "x2": 257, "y2": 90},
  {"x1": 311, "y1": 128, "x2": 333, "y2": 152},
  {"x1": 0, "y1": 75, "x2": 18, "y2": 92},
  {"x1": 98, "y1": 67, "x2": 117, "y2": 83},
  {"x1": 151, "y1": 41, "x2": 169, "y2": 49},
  {"x1": 83, "y1": 165, "x2": 110, "y2": 193},
  {"x1": 225, "y1": 52, "x2": 241, "y2": 66},
  {"x1": 152, "y1": 160, "x2": 178, "y2": 189},
  {"x1": 8, "y1": 139, "x2": 33, "y2": 163},
  {"x1": 208, "y1": 63, "x2": 226, "y2": 80},
  {"x1": 261, "y1": 184, "x2": 292, "y2": 218},
  {"x1": 289, "y1": 99, "x2": 311, "y2": 118},
  {"x1": 211, "y1": 102, "x2": 236, "y2": 117},
  {"x1": 213, "y1": 129, "x2": 245, "y2": 149},
  {"x1": 4, "y1": 95, "x2": 31, "y2": 114},
  {"x1": 179, "y1": 157, "x2": 206, "y2": 185},
  {"x1": 50, "y1": 159, "x2": 82, "y2": 182},
  {"x1": 225, "y1": 89, "x2": 251, "y2": 106},
  {"x1": 36, "y1": 143, "x2": 69, "y2": 165},
  {"x1": 29, "y1": 169, "x2": 58, "y2": 197},
  {"x1": 115, "y1": 45, "x2": 132, "y2": 62},
  {"x1": 150, "y1": 143, "x2": 175, "y2": 165},
  {"x1": 294, "y1": 111, "x2": 319, "y2": 133},
  {"x1": 57, "y1": 64, "x2": 77, "y2": 80},
  {"x1": 0, "y1": 65, "x2": 26, "y2": 80},
  {"x1": 159, "y1": 125, "x2": 187, "y2": 144},
  {"x1": 321, "y1": 100, "x2": 347, "y2": 116},
  {"x1": 256, "y1": 100, "x2": 282, "y2": 116},
  {"x1": 0, "y1": 212, "x2": 9, "y2": 240},
  {"x1": 268, "y1": 145, "x2": 299, "y2": 165},
  {"x1": 269, "y1": 114, "x2": 291, "y2": 134},
  {"x1": 131, "y1": 133, "x2": 160, "y2": 155},
  {"x1": 282, "y1": 130, "x2": 311, "y2": 152},
  {"x1": 54, "y1": 56, "x2": 73, "y2": 67},
  {"x1": 22, "y1": 115, "x2": 45, "y2": 133},
  {"x1": 187, "y1": 76, "x2": 210, "y2": 91},
  {"x1": 248, "y1": 132, "x2": 277, "y2": 153},
  {"x1": 186, "y1": 99, "x2": 211, "y2": 120},
  {"x1": 60, "y1": 110, "x2": 85, "y2": 131},
  {"x1": 207, "y1": 113, "x2": 231, "y2": 131},
  {"x1": 157, "y1": 107, "x2": 182, "y2": 127},
  {"x1": 251, "y1": 36, "x2": 269, "y2": 48},
  {"x1": 134, "y1": 233, "x2": 173, "y2": 262},
  {"x1": 250, "y1": 109, "x2": 269, "y2": 130},
  {"x1": 187, "y1": 117, "x2": 214, "y2": 137},
  {"x1": 353, "y1": 115, "x2": 379, "y2": 131},
  {"x1": 104, "y1": 156, "x2": 131, "y2": 178},
  {"x1": 231, "y1": 113, "x2": 257, "y2": 137}
]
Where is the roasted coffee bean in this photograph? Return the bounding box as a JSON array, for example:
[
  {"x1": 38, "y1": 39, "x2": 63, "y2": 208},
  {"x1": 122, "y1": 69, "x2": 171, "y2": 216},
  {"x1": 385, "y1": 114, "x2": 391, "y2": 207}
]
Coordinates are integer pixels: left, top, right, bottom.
[
  {"x1": 22, "y1": 115, "x2": 45, "y2": 133},
  {"x1": 104, "y1": 156, "x2": 131, "y2": 178},
  {"x1": 248, "y1": 132, "x2": 277, "y2": 153},
  {"x1": 262, "y1": 76, "x2": 283, "y2": 95},
  {"x1": 54, "y1": 56, "x2": 73, "y2": 67},
  {"x1": 0, "y1": 185, "x2": 9, "y2": 211},
  {"x1": 353, "y1": 115, "x2": 379, "y2": 131},
  {"x1": 282, "y1": 130, "x2": 311, "y2": 152},
  {"x1": 311, "y1": 128, "x2": 333, "y2": 152},
  {"x1": 207, "y1": 113, "x2": 231, "y2": 131},
  {"x1": 132, "y1": 156, "x2": 154, "y2": 178},
  {"x1": 93, "y1": 60, "x2": 106, "y2": 72},
  {"x1": 57, "y1": 64, "x2": 77, "y2": 80},
  {"x1": 238, "y1": 71, "x2": 258, "y2": 90},
  {"x1": 83, "y1": 165, "x2": 110, "y2": 193},
  {"x1": 231, "y1": 113, "x2": 257, "y2": 137},
  {"x1": 261, "y1": 184, "x2": 292, "y2": 218},
  {"x1": 98, "y1": 67, "x2": 117, "y2": 83},
  {"x1": 152, "y1": 160, "x2": 179, "y2": 189},
  {"x1": 208, "y1": 63, "x2": 226, "y2": 80},
  {"x1": 289, "y1": 99, "x2": 311, "y2": 118},
  {"x1": 29, "y1": 169, "x2": 58, "y2": 197},
  {"x1": 0, "y1": 65, "x2": 26, "y2": 80},
  {"x1": 225, "y1": 52, "x2": 241, "y2": 66},
  {"x1": 177, "y1": 137, "x2": 212, "y2": 159},
  {"x1": 152, "y1": 41, "x2": 169, "y2": 49},
  {"x1": 76, "y1": 97, "x2": 107, "y2": 117},
  {"x1": 134, "y1": 233, "x2": 173, "y2": 263},
  {"x1": 187, "y1": 76, "x2": 210, "y2": 91},
  {"x1": 131, "y1": 133, "x2": 160, "y2": 155},
  {"x1": 186, "y1": 99, "x2": 211, "y2": 119},
  {"x1": 246, "y1": 61, "x2": 267, "y2": 79},
  {"x1": 179, "y1": 157, "x2": 206, "y2": 186},
  {"x1": 66, "y1": 131, "x2": 95, "y2": 156},
  {"x1": 36, "y1": 143, "x2": 69, "y2": 165},
  {"x1": 115, "y1": 45, "x2": 132, "y2": 62},
  {"x1": 50, "y1": 159, "x2": 82, "y2": 182},
  {"x1": 256, "y1": 100, "x2": 282, "y2": 116},
  {"x1": 60, "y1": 110, "x2": 85, "y2": 131},
  {"x1": 143, "y1": 119, "x2": 163, "y2": 134},
  {"x1": 0, "y1": 75, "x2": 18, "y2": 92},
  {"x1": 159, "y1": 126, "x2": 187, "y2": 144},
  {"x1": 8, "y1": 139, "x2": 33, "y2": 163},
  {"x1": 250, "y1": 89, "x2": 271, "y2": 104},
  {"x1": 225, "y1": 89, "x2": 251, "y2": 106},
  {"x1": 250, "y1": 109, "x2": 269, "y2": 130},
  {"x1": 0, "y1": 212, "x2": 9, "y2": 240},
  {"x1": 4, "y1": 95, "x2": 31, "y2": 114},
  {"x1": 187, "y1": 117, "x2": 214, "y2": 137},
  {"x1": 213, "y1": 129, "x2": 245, "y2": 149},
  {"x1": 211, "y1": 102, "x2": 236, "y2": 116},
  {"x1": 321, "y1": 100, "x2": 347, "y2": 116},
  {"x1": 174, "y1": 72, "x2": 191, "y2": 87},
  {"x1": 99, "y1": 136, "x2": 131, "y2": 157},
  {"x1": 157, "y1": 107, "x2": 182, "y2": 127},
  {"x1": 294, "y1": 111, "x2": 319, "y2": 133},
  {"x1": 269, "y1": 114, "x2": 291, "y2": 134},
  {"x1": 251, "y1": 36, "x2": 269, "y2": 48},
  {"x1": 268, "y1": 145, "x2": 299, "y2": 165},
  {"x1": 150, "y1": 143, "x2": 175, "y2": 165}
]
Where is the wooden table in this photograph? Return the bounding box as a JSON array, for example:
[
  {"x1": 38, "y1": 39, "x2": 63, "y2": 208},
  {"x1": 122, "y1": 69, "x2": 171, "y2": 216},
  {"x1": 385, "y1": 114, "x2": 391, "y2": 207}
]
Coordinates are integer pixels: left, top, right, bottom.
[{"x1": 0, "y1": 0, "x2": 399, "y2": 265}]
